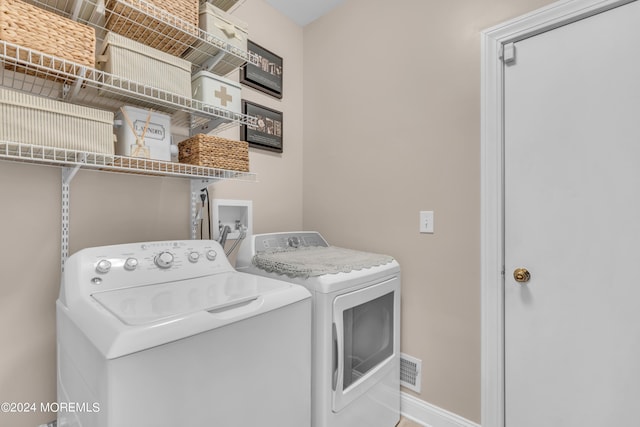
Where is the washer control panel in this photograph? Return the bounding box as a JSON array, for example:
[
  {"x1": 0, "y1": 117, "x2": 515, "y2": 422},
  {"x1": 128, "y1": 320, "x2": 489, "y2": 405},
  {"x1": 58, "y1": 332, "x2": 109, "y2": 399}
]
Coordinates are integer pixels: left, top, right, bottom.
[{"x1": 69, "y1": 240, "x2": 231, "y2": 292}]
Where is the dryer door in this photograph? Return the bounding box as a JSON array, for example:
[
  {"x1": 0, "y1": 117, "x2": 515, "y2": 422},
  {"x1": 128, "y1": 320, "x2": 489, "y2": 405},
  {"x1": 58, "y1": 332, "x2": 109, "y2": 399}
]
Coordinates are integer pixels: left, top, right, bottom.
[{"x1": 332, "y1": 276, "x2": 400, "y2": 412}]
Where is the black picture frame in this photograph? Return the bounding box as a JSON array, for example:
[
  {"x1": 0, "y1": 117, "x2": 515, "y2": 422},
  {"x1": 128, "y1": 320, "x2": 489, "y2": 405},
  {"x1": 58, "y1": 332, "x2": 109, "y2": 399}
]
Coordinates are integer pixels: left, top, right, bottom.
[
  {"x1": 240, "y1": 40, "x2": 283, "y2": 99},
  {"x1": 241, "y1": 100, "x2": 283, "y2": 153}
]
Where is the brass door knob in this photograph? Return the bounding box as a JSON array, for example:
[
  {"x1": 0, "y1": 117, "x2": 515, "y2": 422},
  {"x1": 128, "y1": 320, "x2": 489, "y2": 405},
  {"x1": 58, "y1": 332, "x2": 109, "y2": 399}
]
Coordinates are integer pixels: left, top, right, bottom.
[{"x1": 513, "y1": 268, "x2": 531, "y2": 283}]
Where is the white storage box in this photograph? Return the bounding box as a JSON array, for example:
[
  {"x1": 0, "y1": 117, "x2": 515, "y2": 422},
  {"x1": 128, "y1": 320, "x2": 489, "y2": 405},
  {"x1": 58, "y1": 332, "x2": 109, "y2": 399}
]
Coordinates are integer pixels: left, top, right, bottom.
[
  {"x1": 183, "y1": 3, "x2": 248, "y2": 76},
  {"x1": 207, "y1": 0, "x2": 239, "y2": 11},
  {"x1": 98, "y1": 32, "x2": 192, "y2": 99},
  {"x1": 115, "y1": 106, "x2": 173, "y2": 161},
  {"x1": 192, "y1": 71, "x2": 241, "y2": 114},
  {"x1": 0, "y1": 88, "x2": 114, "y2": 154}
]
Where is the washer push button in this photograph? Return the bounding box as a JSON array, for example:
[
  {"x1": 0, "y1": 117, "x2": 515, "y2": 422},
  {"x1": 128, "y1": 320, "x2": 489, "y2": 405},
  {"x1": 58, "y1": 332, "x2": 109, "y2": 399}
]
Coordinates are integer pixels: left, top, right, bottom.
[
  {"x1": 124, "y1": 257, "x2": 139, "y2": 271},
  {"x1": 95, "y1": 259, "x2": 112, "y2": 274}
]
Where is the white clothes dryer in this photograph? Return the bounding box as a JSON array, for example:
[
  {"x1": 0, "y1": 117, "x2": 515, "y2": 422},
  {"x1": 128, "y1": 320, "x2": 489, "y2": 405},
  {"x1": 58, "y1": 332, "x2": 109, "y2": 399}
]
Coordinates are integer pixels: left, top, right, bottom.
[
  {"x1": 57, "y1": 240, "x2": 311, "y2": 427},
  {"x1": 236, "y1": 232, "x2": 401, "y2": 427}
]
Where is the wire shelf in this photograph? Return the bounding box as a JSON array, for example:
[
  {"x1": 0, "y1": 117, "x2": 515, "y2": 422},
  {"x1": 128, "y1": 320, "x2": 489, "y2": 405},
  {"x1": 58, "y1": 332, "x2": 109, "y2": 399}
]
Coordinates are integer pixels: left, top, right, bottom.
[
  {"x1": 0, "y1": 40, "x2": 257, "y2": 129},
  {"x1": 22, "y1": 0, "x2": 259, "y2": 74},
  {"x1": 0, "y1": 140, "x2": 257, "y2": 181}
]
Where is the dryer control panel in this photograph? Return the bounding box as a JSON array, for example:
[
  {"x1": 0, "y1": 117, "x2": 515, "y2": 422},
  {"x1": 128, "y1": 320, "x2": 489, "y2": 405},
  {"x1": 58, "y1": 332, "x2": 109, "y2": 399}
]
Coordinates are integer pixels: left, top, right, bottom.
[{"x1": 253, "y1": 232, "x2": 329, "y2": 252}]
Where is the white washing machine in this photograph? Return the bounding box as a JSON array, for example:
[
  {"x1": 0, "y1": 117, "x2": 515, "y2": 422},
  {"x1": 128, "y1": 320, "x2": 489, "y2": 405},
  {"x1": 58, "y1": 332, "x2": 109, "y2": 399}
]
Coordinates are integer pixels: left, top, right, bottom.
[
  {"x1": 236, "y1": 232, "x2": 401, "y2": 427},
  {"x1": 57, "y1": 240, "x2": 311, "y2": 427}
]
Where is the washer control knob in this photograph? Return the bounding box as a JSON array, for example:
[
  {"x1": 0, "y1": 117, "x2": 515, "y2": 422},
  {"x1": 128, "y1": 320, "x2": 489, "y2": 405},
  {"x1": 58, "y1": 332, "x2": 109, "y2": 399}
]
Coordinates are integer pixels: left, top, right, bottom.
[
  {"x1": 188, "y1": 252, "x2": 200, "y2": 263},
  {"x1": 124, "y1": 257, "x2": 139, "y2": 271},
  {"x1": 154, "y1": 251, "x2": 174, "y2": 269},
  {"x1": 96, "y1": 259, "x2": 112, "y2": 274},
  {"x1": 206, "y1": 250, "x2": 217, "y2": 261}
]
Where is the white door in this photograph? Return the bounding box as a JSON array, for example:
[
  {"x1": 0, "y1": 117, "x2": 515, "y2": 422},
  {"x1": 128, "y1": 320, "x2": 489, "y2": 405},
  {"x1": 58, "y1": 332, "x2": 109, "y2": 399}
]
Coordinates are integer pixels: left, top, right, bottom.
[{"x1": 504, "y1": 1, "x2": 640, "y2": 425}]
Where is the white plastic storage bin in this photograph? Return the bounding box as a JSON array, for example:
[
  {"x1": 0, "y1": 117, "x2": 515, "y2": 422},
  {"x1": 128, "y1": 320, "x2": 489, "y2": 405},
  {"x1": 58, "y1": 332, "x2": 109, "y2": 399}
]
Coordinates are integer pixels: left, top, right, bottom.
[
  {"x1": 192, "y1": 71, "x2": 241, "y2": 114},
  {"x1": 0, "y1": 88, "x2": 114, "y2": 154},
  {"x1": 98, "y1": 32, "x2": 192, "y2": 99},
  {"x1": 114, "y1": 106, "x2": 173, "y2": 161},
  {"x1": 183, "y1": 2, "x2": 248, "y2": 76}
]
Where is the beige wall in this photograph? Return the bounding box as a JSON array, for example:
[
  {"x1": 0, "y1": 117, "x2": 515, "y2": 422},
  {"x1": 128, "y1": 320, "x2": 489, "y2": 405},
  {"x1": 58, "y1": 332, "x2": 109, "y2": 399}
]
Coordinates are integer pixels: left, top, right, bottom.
[
  {"x1": 0, "y1": 0, "x2": 559, "y2": 426},
  {"x1": 210, "y1": 0, "x2": 304, "y2": 232},
  {"x1": 302, "y1": 0, "x2": 554, "y2": 422}
]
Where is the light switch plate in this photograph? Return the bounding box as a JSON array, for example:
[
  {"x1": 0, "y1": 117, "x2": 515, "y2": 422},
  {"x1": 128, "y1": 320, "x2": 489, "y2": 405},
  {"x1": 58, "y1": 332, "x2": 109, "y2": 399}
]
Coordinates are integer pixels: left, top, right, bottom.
[{"x1": 420, "y1": 211, "x2": 434, "y2": 233}]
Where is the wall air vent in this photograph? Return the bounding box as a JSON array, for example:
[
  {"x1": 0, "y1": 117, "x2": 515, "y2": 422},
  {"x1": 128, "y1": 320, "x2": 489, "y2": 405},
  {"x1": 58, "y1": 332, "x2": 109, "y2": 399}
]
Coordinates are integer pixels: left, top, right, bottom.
[{"x1": 400, "y1": 353, "x2": 422, "y2": 393}]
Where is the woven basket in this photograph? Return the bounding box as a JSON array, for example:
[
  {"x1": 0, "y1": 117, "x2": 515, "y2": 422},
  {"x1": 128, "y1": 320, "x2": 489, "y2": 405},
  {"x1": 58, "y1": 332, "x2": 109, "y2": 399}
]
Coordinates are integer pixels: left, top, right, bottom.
[
  {"x1": 0, "y1": 0, "x2": 95, "y2": 81},
  {"x1": 105, "y1": 0, "x2": 198, "y2": 57},
  {"x1": 179, "y1": 134, "x2": 249, "y2": 172}
]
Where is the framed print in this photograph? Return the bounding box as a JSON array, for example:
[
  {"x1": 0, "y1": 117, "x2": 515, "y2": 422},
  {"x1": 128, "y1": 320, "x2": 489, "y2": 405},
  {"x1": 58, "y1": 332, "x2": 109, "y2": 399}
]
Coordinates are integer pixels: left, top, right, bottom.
[
  {"x1": 241, "y1": 100, "x2": 283, "y2": 153},
  {"x1": 240, "y1": 40, "x2": 283, "y2": 99}
]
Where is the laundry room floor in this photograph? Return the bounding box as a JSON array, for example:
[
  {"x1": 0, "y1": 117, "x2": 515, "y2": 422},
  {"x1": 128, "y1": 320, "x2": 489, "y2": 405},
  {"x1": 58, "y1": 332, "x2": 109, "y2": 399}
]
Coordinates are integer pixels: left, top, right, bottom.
[{"x1": 397, "y1": 417, "x2": 424, "y2": 427}]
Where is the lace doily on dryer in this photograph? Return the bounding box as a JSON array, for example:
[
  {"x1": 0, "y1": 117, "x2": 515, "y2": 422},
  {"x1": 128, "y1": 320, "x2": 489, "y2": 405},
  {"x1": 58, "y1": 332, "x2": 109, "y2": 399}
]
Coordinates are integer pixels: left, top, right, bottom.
[{"x1": 252, "y1": 246, "x2": 394, "y2": 278}]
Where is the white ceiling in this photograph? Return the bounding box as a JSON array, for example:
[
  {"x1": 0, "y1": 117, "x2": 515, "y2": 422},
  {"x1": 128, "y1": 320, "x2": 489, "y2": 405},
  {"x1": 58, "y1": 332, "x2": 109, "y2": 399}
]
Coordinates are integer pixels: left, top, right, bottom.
[{"x1": 265, "y1": 0, "x2": 345, "y2": 26}]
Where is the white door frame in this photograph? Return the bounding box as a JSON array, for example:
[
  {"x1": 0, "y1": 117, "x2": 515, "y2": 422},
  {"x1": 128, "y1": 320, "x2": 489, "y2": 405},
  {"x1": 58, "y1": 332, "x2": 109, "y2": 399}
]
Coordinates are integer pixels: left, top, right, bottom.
[{"x1": 480, "y1": 0, "x2": 635, "y2": 426}]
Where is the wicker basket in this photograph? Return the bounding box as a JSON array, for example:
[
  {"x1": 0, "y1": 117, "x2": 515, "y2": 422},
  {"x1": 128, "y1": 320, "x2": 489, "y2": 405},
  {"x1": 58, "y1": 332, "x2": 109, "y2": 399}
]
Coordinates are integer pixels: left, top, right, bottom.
[
  {"x1": 105, "y1": 0, "x2": 198, "y2": 57},
  {"x1": 0, "y1": 0, "x2": 95, "y2": 81},
  {"x1": 178, "y1": 134, "x2": 249, "y2": 172}
]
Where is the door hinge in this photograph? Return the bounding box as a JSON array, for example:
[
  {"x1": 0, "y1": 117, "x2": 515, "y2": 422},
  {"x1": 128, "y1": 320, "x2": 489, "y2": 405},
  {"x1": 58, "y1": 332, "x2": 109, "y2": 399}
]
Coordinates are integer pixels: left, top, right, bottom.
[{"x1": 501, "y1": 42, "x2": 516, "y2": 65}]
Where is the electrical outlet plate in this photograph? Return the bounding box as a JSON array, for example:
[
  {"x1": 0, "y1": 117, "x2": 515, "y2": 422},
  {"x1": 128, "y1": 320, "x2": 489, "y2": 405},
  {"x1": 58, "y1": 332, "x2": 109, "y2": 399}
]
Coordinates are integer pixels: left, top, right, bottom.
[{"x1": 419, "y1": 211, "x2": 434, "y2": 233}]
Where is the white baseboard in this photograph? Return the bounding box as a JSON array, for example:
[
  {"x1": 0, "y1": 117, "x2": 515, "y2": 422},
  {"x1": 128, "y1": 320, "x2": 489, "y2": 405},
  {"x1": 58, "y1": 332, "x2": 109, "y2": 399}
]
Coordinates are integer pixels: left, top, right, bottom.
[{"x1": 401, "y1": 392, "x2": 480, "y2": 427}]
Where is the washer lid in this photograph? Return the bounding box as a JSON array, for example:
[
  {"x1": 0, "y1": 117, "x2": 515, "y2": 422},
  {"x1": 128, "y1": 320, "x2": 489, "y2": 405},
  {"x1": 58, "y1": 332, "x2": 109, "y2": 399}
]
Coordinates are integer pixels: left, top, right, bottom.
[{"x1": 91, "y1": 272, "x2": 277, "y2": 326}]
